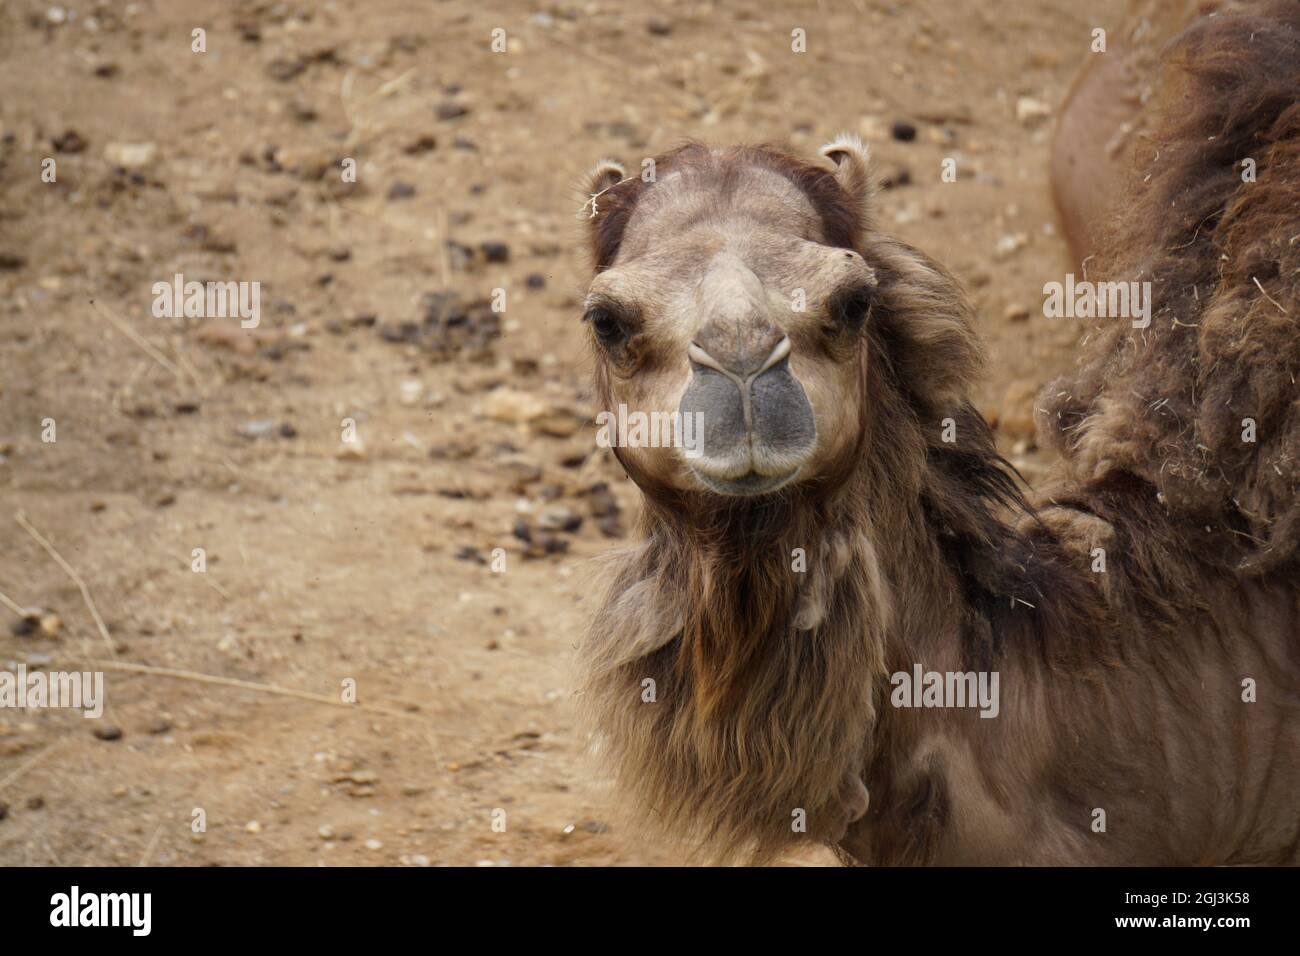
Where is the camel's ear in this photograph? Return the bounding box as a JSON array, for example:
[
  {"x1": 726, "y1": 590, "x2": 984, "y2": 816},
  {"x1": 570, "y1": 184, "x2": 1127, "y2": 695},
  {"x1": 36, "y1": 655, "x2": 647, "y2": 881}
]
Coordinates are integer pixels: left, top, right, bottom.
[
  {"x1": 582, "y1": 159, "x2": 627, "y2": 214},
  {"x1": 820, "y1": 134, "x2": 876, "y2": 220},
  {"x1": 581, "y1": 158, "x2": 629, "y2": 268}
]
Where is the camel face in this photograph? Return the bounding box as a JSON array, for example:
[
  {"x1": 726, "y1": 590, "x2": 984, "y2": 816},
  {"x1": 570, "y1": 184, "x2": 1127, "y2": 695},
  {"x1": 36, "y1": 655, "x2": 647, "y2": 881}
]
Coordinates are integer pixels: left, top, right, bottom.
[{"x1": 583, "y1": 145, "x2": 875, "y2": 497}]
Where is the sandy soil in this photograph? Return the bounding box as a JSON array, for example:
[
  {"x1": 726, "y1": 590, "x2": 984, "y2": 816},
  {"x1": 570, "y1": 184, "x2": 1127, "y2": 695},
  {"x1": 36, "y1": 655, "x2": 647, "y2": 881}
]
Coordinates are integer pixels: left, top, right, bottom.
[{"x1": 0, "y1": 0, "x2": 1122, "y2": 866}]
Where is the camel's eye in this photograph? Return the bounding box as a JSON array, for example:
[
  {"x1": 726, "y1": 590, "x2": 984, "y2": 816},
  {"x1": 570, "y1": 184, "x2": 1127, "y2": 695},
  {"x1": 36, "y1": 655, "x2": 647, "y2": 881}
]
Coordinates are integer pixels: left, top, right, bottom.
[
  {"x1": 830, "y1": 284, "x2": 875, "y2": 332},
  {"x1": 584, "y1": 304, "x2": 628, "y2": 347}
]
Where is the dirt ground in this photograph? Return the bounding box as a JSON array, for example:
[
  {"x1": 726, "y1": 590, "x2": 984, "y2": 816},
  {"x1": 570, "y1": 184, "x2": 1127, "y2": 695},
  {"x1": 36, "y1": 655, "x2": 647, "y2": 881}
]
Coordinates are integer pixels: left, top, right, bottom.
[{"x1": 0, "y1": 0, "x2": 1123, "y2": 866}]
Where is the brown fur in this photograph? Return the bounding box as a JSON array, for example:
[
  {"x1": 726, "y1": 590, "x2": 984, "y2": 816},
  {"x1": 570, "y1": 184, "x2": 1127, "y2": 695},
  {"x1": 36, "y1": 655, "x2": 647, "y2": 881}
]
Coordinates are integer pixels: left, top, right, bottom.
[
  {"x1": 1041, "y1": 0, "x2": 1300, "y2": 575},
  {"x1": 588, "y1": 142, "x2": 865, "y2": 272},
  {"x1": 579, "y1": 1, "x2": 1300, "y2": 865}
]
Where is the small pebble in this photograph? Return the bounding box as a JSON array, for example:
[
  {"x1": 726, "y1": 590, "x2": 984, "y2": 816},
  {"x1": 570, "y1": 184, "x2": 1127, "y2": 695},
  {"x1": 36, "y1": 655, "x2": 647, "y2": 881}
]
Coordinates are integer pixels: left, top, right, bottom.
[
  {"x1": 404, "y1": 135, "x2": 437, "y2": 155},
  {"x1": 891, "y1": 120, "x2": 917, "y2": 142},
  {"x1": 52, "y1": 129, "x2": 87, "y2": 154},
  {"x1": 337, "y1": 442, "x2": 366, "y2": 461},
  {"x1": 480, "y1": 241, "x2": 509, "y2": 263}
]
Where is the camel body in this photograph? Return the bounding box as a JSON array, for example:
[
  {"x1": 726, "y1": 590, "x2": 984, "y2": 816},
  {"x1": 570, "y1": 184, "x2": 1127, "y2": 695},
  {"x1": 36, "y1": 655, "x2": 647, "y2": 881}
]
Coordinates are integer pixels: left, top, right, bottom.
[{"x1": 579, "y1": 0, "x2": 1300, "y2": 865}]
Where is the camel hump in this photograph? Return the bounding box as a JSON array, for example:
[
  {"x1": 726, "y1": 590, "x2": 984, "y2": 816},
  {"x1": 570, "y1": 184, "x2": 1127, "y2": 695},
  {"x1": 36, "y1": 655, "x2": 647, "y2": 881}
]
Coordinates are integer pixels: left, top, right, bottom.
[
  {"x1": 1049, "y1": 0, "x2": 1207, "y2": 266},
  {"x1": 1038, "y1": 0, "x2": 1300, "y2": 574}
]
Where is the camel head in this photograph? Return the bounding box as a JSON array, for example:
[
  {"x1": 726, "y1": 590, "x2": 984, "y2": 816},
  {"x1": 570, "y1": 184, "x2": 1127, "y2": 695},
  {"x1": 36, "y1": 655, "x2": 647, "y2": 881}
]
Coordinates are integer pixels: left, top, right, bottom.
[{"x1": 581, "y1": 138, "x2": 985, "y2": 512}]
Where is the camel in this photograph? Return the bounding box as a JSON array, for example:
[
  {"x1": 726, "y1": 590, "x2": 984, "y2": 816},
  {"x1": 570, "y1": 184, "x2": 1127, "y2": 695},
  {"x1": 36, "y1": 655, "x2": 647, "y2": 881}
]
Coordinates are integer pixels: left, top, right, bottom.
[
  {"x1": 577, "y1": 0, "x2": 1300, "y2": 865},
  {"x1": 1049, "y1": 0, "x2": 1210, "y2": 265}
]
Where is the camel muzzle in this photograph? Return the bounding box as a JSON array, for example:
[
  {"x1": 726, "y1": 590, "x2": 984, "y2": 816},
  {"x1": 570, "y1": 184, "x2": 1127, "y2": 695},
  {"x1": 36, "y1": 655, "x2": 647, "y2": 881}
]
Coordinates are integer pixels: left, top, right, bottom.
[{"x1": 679, "y1": 329, "x2": 817, "y2": 496}]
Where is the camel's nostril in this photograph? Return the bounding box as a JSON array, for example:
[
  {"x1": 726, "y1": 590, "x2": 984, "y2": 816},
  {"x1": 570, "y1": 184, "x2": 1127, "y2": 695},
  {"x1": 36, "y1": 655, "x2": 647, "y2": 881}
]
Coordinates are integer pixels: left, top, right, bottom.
[
  {"x1": 760, "y1": 336, "x2": 792, "y2": 373},
  {"x1": 691, "y1": 317, "x2": 787, "y2": 380},
  {"x1": 688, "y1": 335, "x2": 792, "y2": 383}
]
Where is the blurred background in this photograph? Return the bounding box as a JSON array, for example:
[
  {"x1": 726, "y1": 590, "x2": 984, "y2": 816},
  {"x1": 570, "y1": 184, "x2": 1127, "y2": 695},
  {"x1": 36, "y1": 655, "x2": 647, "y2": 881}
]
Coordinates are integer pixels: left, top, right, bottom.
[{"x1": 0, "y1": 0, "x2": 1120, "y2": 865}]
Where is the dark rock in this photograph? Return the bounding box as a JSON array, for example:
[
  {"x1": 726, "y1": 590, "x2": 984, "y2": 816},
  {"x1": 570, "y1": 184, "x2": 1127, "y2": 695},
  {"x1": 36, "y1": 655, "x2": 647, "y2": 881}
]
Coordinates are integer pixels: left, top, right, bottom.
[
  {"x1": 538, "y1": 506, "x2": 583, "y2": 533},
  {"x1": 52, "y1": 129, "x2": 87, "y2": 153},
  {"x1": 540, "y1": 534, "x2": 568, "y2": 555},
  {"x1": 376, "y1": 291, "x2": 500, "y2": 361},
  {"x1": 480, "y1": 241, "x2": 509, "y2": 263},
  {"x1": 558, "y1": 449, "x2": 588, "y2": 468},
  {"x1": 403, "y1": 134, "x2": 437, "y2": 155},
  {"x1": 9, "y1": 616, "x2": 37, "y2": 637},
  {"x1": 890, "y1": 120, "x2": 918, "y2": 142},
  {"x1": 881, "y1": 167, "x2": 913, "y2": 189}
]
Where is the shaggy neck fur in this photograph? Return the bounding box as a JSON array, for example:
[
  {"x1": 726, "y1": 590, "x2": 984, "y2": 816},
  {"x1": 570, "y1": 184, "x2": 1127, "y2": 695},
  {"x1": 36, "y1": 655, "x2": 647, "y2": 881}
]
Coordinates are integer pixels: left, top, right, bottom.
[{"x1": 581, "y1": 235, "x2": 1055, "y2": 862}]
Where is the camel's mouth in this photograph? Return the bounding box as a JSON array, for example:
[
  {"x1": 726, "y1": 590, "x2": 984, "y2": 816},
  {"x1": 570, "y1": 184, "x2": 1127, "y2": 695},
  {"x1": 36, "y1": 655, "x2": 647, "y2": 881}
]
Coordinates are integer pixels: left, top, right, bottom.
[{"x1": 690, "y1": 466, "x2": 801, "y2": 497}]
